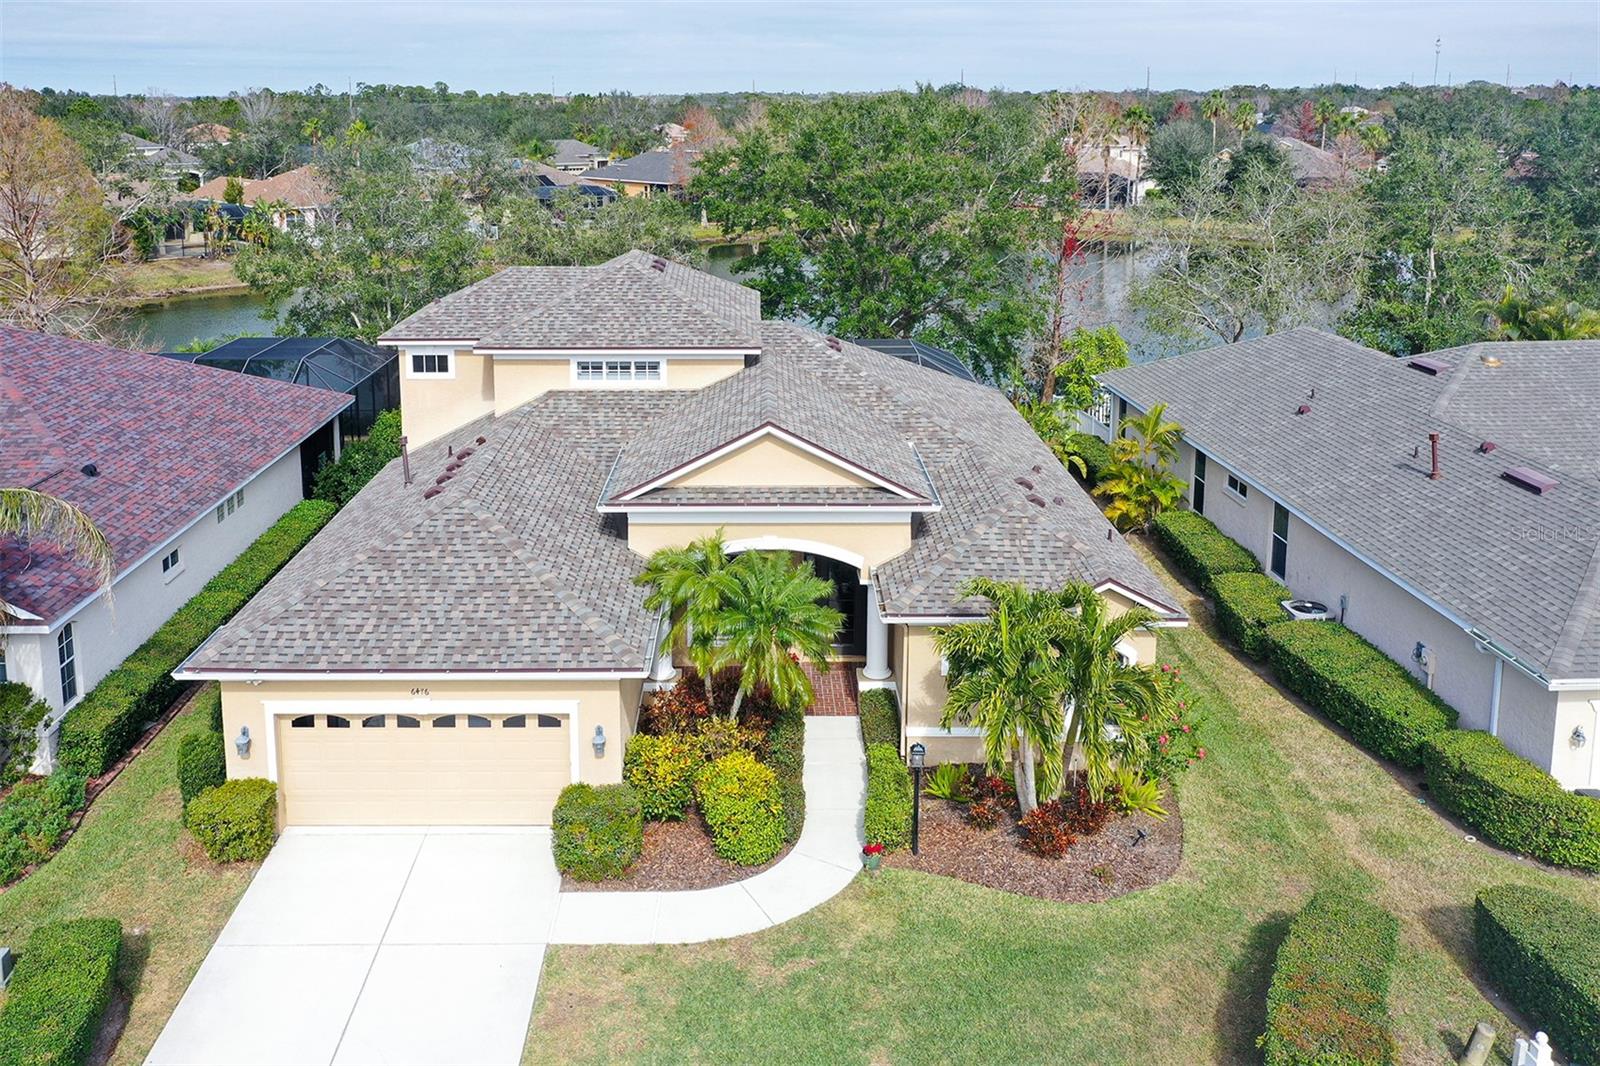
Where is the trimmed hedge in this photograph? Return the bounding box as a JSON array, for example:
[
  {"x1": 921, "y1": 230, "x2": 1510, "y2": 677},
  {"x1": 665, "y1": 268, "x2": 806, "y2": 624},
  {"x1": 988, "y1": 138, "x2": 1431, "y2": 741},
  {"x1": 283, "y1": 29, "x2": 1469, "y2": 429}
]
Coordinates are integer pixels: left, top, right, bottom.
[
  {"x1": 0, "y1": 917, "x2": 122, "y2": 1066},
  {"x1": 764, "y1": 704, "x2": 806, "y2": 843},
  {"x1": 552, "y1": 783, "x2": 642, "y2": 881},
  {"x1": 58, "y1": 499, "x2": 337, "y2": 777},
  {"x1": 1262, "y1": 891, "x2": 1399, "y2": 1066},
  {"x1": 186, "y1": 778, "x2": 277, "y2": 862},
  {"x1": 859, "y1": 688, "x2": 900, "y2": 749},
  {"x1": 0, "y1": 772, "x2": 87, "y2": 886},
  {"x1": 1422, "y1": 732, "x2": 1600, "y2": 872},
  {"x1": 177, "y1": 729, "x2": 228, "y2": 811},
  {"x1": 0, "y1": 681, "x2": 49, "y2": 787},
  {"x1": 1061, "y1": 432, "x2": 1113, "y2": 485},
  {"x1": 695, "y1": 750, "x2": 786, "y2": 865},
  {"x1": 1151, "y1": 510, "x2": 1261, "y2": 595},
  {"x1": 1475, "y1": 885, "x2": 1600, "y2": 1062},
  {"x1": 1264, "y1": 621, "x2": 1457, "y2": 768},
  {"x1": 623, "y1": 732, "x2": 701, "y2": 820},
  {"x1": 1213, "y1": 572, "x2": 1289, "y2": 660},
  {"x1": 864, "y1": 743, "x2": 912, "y2": 851}
]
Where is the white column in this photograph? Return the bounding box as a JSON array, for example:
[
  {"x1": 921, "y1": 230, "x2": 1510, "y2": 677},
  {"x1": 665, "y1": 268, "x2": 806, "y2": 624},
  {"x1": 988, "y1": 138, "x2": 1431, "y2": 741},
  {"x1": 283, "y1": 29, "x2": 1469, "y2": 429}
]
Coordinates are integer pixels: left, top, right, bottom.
[
  {"x1": 650, "y1": 613, "x2": 678, "y2": 683},
  {"x1": 863, "y1": 582, "x2": 890, "y2": 682}
]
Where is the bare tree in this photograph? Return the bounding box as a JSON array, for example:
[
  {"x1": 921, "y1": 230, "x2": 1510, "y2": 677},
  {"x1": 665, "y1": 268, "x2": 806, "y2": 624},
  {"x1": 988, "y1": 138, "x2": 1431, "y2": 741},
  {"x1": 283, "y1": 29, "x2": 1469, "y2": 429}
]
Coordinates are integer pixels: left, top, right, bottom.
[
  {"x1": 236, "y1": 87, "x2": 281, "y2": 130},
  {"x1": 133, "y1": 89, "x2": 185, "y2": 147}
]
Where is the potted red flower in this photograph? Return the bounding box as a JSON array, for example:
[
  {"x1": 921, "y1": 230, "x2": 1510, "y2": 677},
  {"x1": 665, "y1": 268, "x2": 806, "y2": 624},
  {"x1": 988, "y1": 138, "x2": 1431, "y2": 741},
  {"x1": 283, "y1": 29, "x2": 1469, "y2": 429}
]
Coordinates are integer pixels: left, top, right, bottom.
[{"x1": 861, "y1": 841, "x2": 885, "y2": 872}]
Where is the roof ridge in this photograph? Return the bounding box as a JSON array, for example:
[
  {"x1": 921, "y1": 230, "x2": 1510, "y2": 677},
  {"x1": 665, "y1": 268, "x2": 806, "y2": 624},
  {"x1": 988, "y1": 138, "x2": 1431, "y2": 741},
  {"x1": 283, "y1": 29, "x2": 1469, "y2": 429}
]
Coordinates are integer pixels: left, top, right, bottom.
[{"x1": 1549, "y1": 537, "x2": 1600, "y2": 676}]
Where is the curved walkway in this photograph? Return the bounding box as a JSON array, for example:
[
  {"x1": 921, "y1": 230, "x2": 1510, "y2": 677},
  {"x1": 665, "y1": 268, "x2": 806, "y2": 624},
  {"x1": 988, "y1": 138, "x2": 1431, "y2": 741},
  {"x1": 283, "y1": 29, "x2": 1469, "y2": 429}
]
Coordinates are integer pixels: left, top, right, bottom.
[{"x1": 548, "y1": 715, "x2": 867, "y2": 945}]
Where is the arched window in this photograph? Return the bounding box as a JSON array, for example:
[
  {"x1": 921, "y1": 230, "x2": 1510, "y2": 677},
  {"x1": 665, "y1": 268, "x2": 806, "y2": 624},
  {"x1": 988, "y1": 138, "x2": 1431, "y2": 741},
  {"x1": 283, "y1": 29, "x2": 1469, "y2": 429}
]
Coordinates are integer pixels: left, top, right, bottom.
[
  {"x1": 536, "y1": 714, "x2": 562, "y2": 728},
  {"x1": 466, "y1": 715, "x2": 490, "y2": 728},
  {"x1": 502, "y1": 715, "x2": 527, "y2": 728},
  {"x1": 290, "y1": 714, "x2": 315, "y2": 728},
  {"x1": 396, "y1": 715, "x2": 420, "y2": 728},
  {"x1": 433, "y1": 715, "x2": 457, "y2": 728},
  {"x1": 327, "y1": 715, "x2": 350, "y2": 729},
  {"x1": 362, "y1": 715, "x2": 385, "y2": 728}
]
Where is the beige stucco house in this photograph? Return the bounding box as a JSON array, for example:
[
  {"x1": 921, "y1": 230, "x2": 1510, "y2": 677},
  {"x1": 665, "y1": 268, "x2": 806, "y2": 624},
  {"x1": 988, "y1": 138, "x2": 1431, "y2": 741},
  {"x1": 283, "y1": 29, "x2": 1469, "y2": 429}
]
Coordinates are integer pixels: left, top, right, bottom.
[
  {"x1": 1092, "y1": 329, "x2": 1600, "y2": 792},
  {"x1": 176, "y1": 251, "x2": 1183, "y2": 827}
]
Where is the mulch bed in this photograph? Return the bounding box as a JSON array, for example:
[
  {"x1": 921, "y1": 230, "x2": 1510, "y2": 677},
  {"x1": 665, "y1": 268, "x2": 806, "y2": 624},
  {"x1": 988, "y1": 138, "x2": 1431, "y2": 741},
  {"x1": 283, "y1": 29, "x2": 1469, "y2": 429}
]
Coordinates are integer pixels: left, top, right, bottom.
[
  {"x1": 561, "y1": 808, "x2": 794, "y2": 892},
  {"x1": 882, "y1": 789, "x2": 1184, "y2": 902}
]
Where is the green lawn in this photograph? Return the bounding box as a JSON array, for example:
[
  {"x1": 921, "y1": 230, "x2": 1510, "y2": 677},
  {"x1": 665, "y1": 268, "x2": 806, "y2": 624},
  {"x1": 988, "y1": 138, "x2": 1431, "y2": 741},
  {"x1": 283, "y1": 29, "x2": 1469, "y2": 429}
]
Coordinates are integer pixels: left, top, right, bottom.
[
  {"x1": 528, "y1": 543, "x2": 1600, "y2": 1065},
  {"x1": 0, "y1": 685, "x2": 255, "y2": 1065},
  {"x1": 111, "y1": 258, "x2": 245, "y2": 301}
]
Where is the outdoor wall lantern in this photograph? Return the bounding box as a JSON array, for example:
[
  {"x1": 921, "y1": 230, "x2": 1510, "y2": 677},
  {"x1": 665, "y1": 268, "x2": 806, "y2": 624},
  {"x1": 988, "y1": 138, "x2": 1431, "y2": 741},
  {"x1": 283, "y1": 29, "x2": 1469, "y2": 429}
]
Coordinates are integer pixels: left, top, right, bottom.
[
  {"x1": 1573, "y1": 725, "x2": 1588, "y2": 748},
  {"x1": 592, "y1": 725, "x2": 607, "y2": 759},
  {"x1": 908, "y1": 743, "x2": 926, "y2": 856},
  {"x1": 234, "y1": 725, "x2": 251, "y2": 758}
]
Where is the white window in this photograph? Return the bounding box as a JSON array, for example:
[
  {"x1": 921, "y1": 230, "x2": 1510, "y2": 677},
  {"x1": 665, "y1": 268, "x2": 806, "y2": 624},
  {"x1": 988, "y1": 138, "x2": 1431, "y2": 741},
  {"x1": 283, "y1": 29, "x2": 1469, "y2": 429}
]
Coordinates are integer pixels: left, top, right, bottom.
[
  {"x1": 574, "y1": 359, "x2": 663, "y2": 384},
  {"x1": 161, "y1": 547, "x2": 182, "y2": 579},
  {"x1": 57, "y1": 624, "x2": 77, "y2": 705},
  {"x1": 233, "y1": 488, "x2": 244, "y2": 509},
  {"x1": 216, "y1": 487, "x2": 245, "y2": 523},
  {"x1": 409, "y1": 351, "x2": 452, "y2": 377},
  {"x1": 1226, "y1": 472, "x2": 1249, "y2": 501},
  {"x1": 216, "y1": 504, "x2": 226, "y2": 524}
]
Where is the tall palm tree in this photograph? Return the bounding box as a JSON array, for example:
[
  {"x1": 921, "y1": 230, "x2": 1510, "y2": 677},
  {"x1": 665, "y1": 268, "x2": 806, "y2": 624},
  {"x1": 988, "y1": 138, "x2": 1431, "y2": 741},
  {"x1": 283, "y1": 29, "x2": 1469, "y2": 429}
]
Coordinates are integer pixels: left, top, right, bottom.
[
  {"x1": 1093, "y1": 402, "x2": 1186, "y2": 530},
  {"x1": 1357, "y1": 122, "x2": 1390, "y2": 163},
  {"x1": 1055, "y1": 584, "x2": 1173, "y2": 800},
  {"x1": 634, "y1": 531, "x2": 740, "y2": 704},
  {"x1": 1231, "y1": 101, "x2": 1258, "y2": 143},
  {"x1": 1480, "y1": 285, "x2": 1600, "y2": 340},
  {"x1": 710, "y1": 551, "x2": 842, "y2": 720},
  {"x1": 1120, "y1": 104, "x2": 1155, "y2": 205},
  {"x1": 935, "y1": 578, "x2": 1074, "y2": 813},
  {"x1": 1313, "y1": 98, "x2": 1339, "y2": 149},
  {"x1": 1, "y1": 489, "x2": 113, "y2": 631},
  {"x1": 1117, "y1": 402, "x2": 1183, "y2": 466},
  {"x1": 1202, "y1": 93, "x2": 1227, "y2": 150}
]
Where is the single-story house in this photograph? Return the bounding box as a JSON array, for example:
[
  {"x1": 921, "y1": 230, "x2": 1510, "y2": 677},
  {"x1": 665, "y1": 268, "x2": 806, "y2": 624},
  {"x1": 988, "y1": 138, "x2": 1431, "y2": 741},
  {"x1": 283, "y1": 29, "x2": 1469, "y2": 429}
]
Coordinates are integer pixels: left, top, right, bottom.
[
  {"x1": 184, "y1": 123, "x2": 233, "y2": 150},
  {"x1": 1090, "y1": 328, "x2": 1600, "y2": 790},
  {"x1": 581, "y1": 148, "x2": 699, "y2": 198},
  {"x1": 189, "y1": 166, "x2": 334, "y2": 230},
  {"x1": 0, "y1": 327, "x2": 349, "y2": 767},
  {"x1": 160, "y1": 337, "x2": 399, "y2": 440},
  {"x1": 119, "y1": 133, "x2": 205, "y2": 184},
  {"x1": 548, "y1": 138, "x2": 610, "y2": 174},
  {"x1": 175, "y1": 250, "x2": 1184, "y2": 827}
]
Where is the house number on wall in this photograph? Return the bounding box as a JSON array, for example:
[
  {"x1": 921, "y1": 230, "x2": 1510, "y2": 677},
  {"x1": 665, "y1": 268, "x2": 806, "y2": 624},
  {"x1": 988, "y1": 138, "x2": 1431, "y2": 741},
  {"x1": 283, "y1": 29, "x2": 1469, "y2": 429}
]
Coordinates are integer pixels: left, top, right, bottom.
[{"x1": 411, "y1": 687, "x2": 430, "y2": 697}]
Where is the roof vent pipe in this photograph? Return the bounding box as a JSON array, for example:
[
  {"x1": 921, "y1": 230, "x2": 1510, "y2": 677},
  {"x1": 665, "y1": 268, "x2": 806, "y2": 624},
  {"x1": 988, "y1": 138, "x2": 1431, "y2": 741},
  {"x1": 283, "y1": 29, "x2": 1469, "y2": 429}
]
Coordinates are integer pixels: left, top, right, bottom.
[
  {"x1": 400, "y1": 436, "x2": 412, "y2": 486},
  {"x1": 1296, "y1": 404, "x2": 1311, "y2": 416},
  {"x1": 650, "y1": 257, "x2": 667, "y2": 271},
  {"x1": 1428, "y1": 432, "x2": 1442, "y2": 480},
  {"x1": 1478, "y1": 441, "x2": 1498, "y2": 454},
  {"x1": 825, "y1": 336, "x2": 842, "y2": 351}
]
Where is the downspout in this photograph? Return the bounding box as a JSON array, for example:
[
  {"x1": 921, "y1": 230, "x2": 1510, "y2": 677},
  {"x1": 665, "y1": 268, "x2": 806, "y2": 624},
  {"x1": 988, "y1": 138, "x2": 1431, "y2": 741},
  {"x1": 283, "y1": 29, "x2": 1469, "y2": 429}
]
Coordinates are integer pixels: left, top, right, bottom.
[{"x1": 1488, "y1": 657, "x2": 1503, "y2": 737}]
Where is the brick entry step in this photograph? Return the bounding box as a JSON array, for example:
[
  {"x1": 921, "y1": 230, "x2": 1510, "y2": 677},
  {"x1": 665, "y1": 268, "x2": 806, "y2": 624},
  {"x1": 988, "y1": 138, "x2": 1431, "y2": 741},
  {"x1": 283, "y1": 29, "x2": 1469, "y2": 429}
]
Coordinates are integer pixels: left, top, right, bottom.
[{"x1": 803, "y1": 663, "x2": 859, "y2": 716}]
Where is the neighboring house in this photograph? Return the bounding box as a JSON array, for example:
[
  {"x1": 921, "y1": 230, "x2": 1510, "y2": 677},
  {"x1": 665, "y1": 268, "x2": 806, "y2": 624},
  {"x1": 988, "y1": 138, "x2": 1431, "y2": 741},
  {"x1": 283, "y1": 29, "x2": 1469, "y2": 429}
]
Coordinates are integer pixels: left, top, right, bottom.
[
  {"x1": 189, "y1": 166, "x2": 334, "y2": 230},
  {"x1": 1073, "y1": 135, "x2": 1153, "y2": 206},
  {"x1": 175, "y1": 250, "x2": 1184, "y2": 827},
  {"x1": 1267, "y1": 135, "x2": 1351, "y2": 186},
  {"x1": 159, "y1": 337, "x2": 399, "y2": 439},
  {"x1": 581, "y1": 148, "x2": 699, "y2": 198},
  {"x1": 184, "y1": 122, "x2": 233, "y2": 150},
  {"x1": 0, "y1": 327, "x2": 349, "y2": 767},
  {"x1": 655, "y1": 121, "x2": 689, "y2": 145},
  {"x1": 118, "y1": 133, "x2": 205, "y2": 184},
  {"x1": 1089, "y1": 328, "x2": 1600, "y2": 790},
  {"x1": 529, "y1": 181, "x2": 619, "y2": 207},
  {"x1": 548, "y1": 138, "x2": 610, "y2": 173}
]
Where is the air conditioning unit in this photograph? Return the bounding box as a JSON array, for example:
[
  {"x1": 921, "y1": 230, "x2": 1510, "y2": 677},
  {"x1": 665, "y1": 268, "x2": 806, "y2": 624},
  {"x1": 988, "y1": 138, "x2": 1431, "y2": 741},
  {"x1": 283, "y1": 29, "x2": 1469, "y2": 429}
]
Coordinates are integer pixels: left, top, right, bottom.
[{"x1": 1281, "y1": 599, "x2": 1334, "y2": 622}]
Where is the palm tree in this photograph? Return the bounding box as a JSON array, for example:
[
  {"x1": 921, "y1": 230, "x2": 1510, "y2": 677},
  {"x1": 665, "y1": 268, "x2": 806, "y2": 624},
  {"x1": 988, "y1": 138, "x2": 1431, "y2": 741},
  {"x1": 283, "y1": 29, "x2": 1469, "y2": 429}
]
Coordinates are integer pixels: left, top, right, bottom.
[
  {"x1": 1357, "y1": 122, "x2": 1390, "y2": 163},
  {"x1": 1055, "y1": 584, "x2": 1173, "y2": 800},
  {"x1": 1093, "y1": 402, "x2": 1186, "y2": 530},
  {"x1": 710, "y1": 551, "x2": 842, "y2": 720},
  {"x1": 1120, "y1": 104, "x2": 1155, "y2": 205},
  {"x1": 0, "y1": 489, "x2": 113, "y2": 631},
  {"x1": 1480, "y1": 285, "x2": 1600, "y2": 340},
  {"x1": 1231, "y1": 101, "x2": 1258, "y2": 143},
  {"x1": 1202, "y1": 93, "x2": 1227, "y2": 150},
  {"x1": 634, "y1": 531, "x2": 740, "y2": 704},
  {"x1": 935, "y1": 578, "x2": 1074, "y2": 813},
  {"x1": 1117, "y1": 402, "x2": 1183, "y2": 467},
  {"x1": 1313, "y1": 98, "x2": 1339, "y2": 149},
  {"x1": 301, "y1": 117, "x2": 324, "y2": 151}
]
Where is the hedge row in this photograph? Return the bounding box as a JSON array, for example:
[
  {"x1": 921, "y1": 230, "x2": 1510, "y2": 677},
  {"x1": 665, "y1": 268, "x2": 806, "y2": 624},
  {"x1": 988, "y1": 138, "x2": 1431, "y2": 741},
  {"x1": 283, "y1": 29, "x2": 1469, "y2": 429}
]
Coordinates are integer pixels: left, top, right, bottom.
[
  {"x1": 1422, "y1": 732, "x2": 1600, "y2": 872},
  {"x1": 58, "y1": 499, "x2": 337, "y2": 777},
  {"x1": 859, "y1": 688, "x2": 900, "y2": 749},
  {"x1": 1212, "y1": 572, "x2": 1289, "y2": 660},
  {"x1": 177, "y1": 729, "x2": 228, "y2": 813},
  {"x1": 1061, "y1": 432, "x2": 1113, "y2": 485},
  {"x1": 186, "y1": 778, "x2": 277, "y2": 862},
  {"x1": 1262, "y1": 891, "x2": 1399, "y2": 1066},
  {"x1": 1474, "y1": 885, "x2": 1600, "y2": 1062},
  {"x1": 1264, "y1": 621, "x2": 1457, "y2": 768},
  {"x1": 864, "y1": 743, "x2": 912, "y2": 851},
  {"x1": 764, "y1": 704, "x2": 806, "y2": 844},
  {"x1": 1151, "y1": 510, "x2": 1260, "y2": 595},
  {"x1": 0, "y1": 772, "x2": 87, "y2": 887},
  {"x1": 553, "y1": 782, "x2": 643, "y2": 881},
  {"x1": 0, "y1": 917, "x2": 122, "y2": 1066}
]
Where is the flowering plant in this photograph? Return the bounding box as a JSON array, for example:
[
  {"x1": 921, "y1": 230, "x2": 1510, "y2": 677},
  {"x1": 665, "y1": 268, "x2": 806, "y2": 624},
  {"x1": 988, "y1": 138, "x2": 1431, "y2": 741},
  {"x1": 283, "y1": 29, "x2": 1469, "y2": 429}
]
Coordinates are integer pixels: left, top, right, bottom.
[
  {"x1": 862, "y1": 842, "x2": 885, "y2": 856},
  {"x1": 1121, "y1": 662, "x2": 1206, "y2": 781}
]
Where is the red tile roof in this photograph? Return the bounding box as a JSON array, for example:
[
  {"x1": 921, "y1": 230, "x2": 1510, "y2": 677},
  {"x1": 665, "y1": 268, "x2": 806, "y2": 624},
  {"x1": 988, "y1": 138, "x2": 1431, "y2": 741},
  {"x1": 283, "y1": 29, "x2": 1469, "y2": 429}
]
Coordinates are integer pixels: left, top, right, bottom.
[
  {"x1": 191, "y1": 165, "x2": 333, "y2": 207},
  {"x1": 0, "y1": 326, "x2": 350, "y2": 624}
]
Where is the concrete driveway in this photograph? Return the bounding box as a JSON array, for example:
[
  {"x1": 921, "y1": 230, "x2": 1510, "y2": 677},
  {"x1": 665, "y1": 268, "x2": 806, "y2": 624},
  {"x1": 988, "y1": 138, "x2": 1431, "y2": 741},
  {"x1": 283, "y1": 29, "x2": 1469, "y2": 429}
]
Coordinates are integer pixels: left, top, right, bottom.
[{"x1": 147, "y1": 828, "x2": 556, "y2": 1066}]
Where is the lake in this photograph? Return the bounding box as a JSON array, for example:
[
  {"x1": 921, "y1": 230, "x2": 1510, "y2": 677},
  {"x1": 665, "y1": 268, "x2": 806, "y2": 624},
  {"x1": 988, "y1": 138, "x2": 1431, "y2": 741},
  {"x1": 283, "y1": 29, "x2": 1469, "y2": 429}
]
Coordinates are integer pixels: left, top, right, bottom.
[{"x1": 127, "y1": 291, "x2": 276, "y2": 352}]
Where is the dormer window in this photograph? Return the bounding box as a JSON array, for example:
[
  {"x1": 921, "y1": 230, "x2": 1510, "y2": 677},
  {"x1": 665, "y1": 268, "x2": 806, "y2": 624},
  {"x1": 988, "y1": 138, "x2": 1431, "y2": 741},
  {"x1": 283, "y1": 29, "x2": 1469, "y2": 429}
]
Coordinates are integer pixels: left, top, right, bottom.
[
  {"x1": 409, "y1": 351, "x2": 452, "y2": 378},
  {"x1": 575, "y1": 359, "x2": 662, "y2": 384}
]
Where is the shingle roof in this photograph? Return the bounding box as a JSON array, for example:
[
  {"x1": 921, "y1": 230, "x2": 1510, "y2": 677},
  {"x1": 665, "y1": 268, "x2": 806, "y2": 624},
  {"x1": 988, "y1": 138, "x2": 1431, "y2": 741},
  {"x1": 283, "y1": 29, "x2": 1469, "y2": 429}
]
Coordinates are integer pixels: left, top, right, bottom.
[
  {"x1": 1099, "y1": 328, "x2": 1600, "y2": 680},
  {"x1": 581, "y1": 148, "x2": 698, "y2": 187},
  {"x1": 549, "y1": 139, "x2": 606, "y2": 168},
  {"x1": 185, "y1": 313, "x2": 1181, "y2": 674},
  {"x1": 190, "y1": 165, "x2": 332, "y2": 207},
  {"x1": 0, "y1": 327, "x2": 350, "y2": 624}
]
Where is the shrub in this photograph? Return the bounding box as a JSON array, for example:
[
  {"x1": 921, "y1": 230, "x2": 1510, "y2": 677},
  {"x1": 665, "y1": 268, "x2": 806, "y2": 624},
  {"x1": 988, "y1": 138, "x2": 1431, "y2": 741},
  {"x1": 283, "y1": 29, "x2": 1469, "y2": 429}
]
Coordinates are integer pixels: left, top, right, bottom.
[
  {"x1": 1061, "y1": 432, "x2": 1113, "y2": 485},
  {"x1": 552, "y1": 783, "x2": 643, "y2": 881},
  {"x1": 1474, "y1": 884, "x2": 1600, "y2": 1062},
  {"x1": 0, "y1": 681, "x2": 49, "y2": 788},
  {"x1": 864, "y1": 743, "x2": 912, "y2": 851},
  {"x1": 967, "y1": 797, "x2": 1004, "y2": 829},
  {"x1": 58, "y1": 500, "x2": 336, "y2": 777},
  {"x1": 1212, "y1": 572, "x2": 1289, "y2": 659},
  {"x1": 858, "y1": 688, "x2": 900, "y2": 749},
  {"x1": 1151, "y1": 510, "x2": 1261, "y2": 594},
  {"x1": 312, "y1": 409, "x2": 403, "y2": 507},
  {"x1": 0, "y1": 917, "x2": 122, "y2": 1066},
  {"x1": 695, "y1": 751, "x2": 786, "y2": 865},
  {"x1": 762, "y1": 703, "x2": 806, "y2": 843},
  {"x1": 1422, "y1": 732, "x2": 1600, "y2": 872},
  {"x1": 0, "y1": 772, "x2": 87, "y2": 886},
  {"x1": 1020, "y1": 801, "x2": 1076, "y2": 858},
  {"x1": 1060, "y1": 775, "x2": 1118, "y2": 834},
  {"x1": 1264, "y1": 621, "x2": 1457, "y2": 768},
  {"x1": 623, "y1": 732, "x2": 701, "y2": 821},
  {"x1": 177, "y1": 729, "x2": 228, "y2": 811},
  {"x1": 695, "y1": 717, "x2": 762, "y2": 761},
  {"x1": 1262, "y1": 891, "x2": 1399, "y2": 1066},
  {"x1": 924, "y1": 762, "x2": 970, "y2": 801},
  {"x1": 186, "y1": 778, "x2": 277, "y2": 862}
]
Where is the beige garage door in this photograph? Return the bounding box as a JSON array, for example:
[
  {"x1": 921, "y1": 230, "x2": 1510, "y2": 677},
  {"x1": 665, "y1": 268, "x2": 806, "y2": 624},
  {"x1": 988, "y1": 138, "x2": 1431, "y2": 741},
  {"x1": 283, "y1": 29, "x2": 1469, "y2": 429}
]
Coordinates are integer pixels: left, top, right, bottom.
[{"x1": 276, "y1": 711, "x2": 571, "y2": 826}]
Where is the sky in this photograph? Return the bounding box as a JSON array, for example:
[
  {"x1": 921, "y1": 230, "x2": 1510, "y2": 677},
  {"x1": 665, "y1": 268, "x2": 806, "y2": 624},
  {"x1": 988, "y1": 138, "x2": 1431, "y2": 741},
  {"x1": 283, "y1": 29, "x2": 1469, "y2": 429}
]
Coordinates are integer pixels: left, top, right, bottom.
[{"x1": 1, "y1": 0, "x2": 1596, "y2": 97}]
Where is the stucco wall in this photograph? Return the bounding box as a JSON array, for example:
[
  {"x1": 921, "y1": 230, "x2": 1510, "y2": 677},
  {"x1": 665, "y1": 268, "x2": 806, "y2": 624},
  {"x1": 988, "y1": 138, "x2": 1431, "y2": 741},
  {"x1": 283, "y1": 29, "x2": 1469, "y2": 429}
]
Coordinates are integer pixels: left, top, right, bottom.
[
  {"x1": 398, "y1": 348, "x2": 494, "y2": 445},
  {"x1": 671, "y1": 435, "x2": 874, "y2": 488},
  {"x1": 627, "y1": 520, "x2": 912, "y2": 579},
  {"x1": 491, "y1": 357, "x2": 743, "y2": 416}
]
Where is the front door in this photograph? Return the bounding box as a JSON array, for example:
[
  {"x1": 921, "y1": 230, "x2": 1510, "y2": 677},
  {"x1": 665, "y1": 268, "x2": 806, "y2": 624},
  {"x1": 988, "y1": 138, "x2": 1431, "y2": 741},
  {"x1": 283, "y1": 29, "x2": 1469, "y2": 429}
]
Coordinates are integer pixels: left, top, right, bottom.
[{"x1": 802, "y1": 553, "x2": 866, "y2": 656}]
